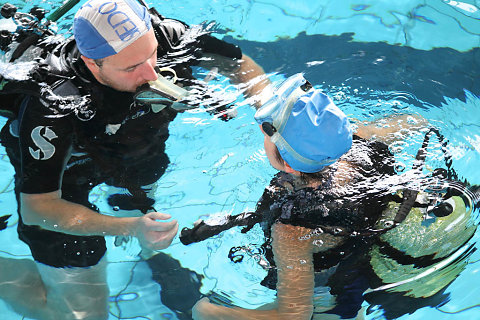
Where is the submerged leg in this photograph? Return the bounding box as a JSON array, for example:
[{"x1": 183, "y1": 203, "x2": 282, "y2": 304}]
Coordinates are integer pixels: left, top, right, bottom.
[
  {"x1": 36, "y1": 257, "x2": 110, "y2": 320},
  {"x1": 0, "y1": 256, "x2": 110, "y2": 320},
  {"x1": 0, "y1": 257, "x2": 49, "y2": 319},
  {"x1": 147, "y1": 252, "x2": 203, "y2": 319}
]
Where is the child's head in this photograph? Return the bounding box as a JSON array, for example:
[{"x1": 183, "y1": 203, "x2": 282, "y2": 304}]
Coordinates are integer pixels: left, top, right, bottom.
[{"x1": 255, "y1": 74, "x2": 353, "y2": 174}]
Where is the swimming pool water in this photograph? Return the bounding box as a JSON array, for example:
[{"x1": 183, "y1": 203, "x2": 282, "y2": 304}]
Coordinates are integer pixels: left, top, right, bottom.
[{"x1": 1, "y1": 0, "x2": 480, "y2": 319}]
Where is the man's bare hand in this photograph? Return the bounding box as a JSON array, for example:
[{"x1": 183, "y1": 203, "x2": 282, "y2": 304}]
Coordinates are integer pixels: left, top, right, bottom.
[{"x1": 134, "y1": 212, "x2": 178, "y2": 250}]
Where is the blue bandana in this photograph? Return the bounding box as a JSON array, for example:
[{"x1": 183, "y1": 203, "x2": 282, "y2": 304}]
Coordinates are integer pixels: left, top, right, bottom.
[{"x1": 73, "y1": 0, "x2": 152, "y2": 59}]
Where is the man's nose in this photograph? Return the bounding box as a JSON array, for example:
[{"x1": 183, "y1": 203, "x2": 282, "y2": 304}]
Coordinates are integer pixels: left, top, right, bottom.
[{"x1": 141, "y1": 60, "x2": 158, "y2": 82}]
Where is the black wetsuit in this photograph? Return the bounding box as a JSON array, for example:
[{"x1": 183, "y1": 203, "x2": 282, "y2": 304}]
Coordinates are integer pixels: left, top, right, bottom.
[
  {"x1": 258, "y1": 135, "x2": 396, "y2": 239},
  {"x1": 0, "y1": 21, "x2": 242, "y2": 268}
]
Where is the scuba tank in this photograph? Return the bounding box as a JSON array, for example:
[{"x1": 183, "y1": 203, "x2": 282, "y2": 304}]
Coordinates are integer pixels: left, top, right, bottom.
[
  {"x1": 0, "y1": 1, "x2": 79, "y2": 119},
  {"x1": 0, "y1": 1, "x2": 79, "y2": 62},
  {"x1": 376, "y1": 184, "x2": 475, "y2": 260},
  {"x1": 364, "y1": 128, "x2": 478, "y2": 299},
  {"x1": 366, "y1": 180, "x2": 477, "y2": 299}
]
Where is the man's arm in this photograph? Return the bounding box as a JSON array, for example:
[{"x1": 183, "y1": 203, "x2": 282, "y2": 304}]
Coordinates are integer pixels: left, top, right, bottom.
[
  {"x1": 199, "y1": 53, "x2": 270, "y2": 109},
  {"x1": 229, "y1": 54, "x2": 270, "y2": 108},
  {"x1": 21, "y1": 191, "x2": 178, "y2": 250}
]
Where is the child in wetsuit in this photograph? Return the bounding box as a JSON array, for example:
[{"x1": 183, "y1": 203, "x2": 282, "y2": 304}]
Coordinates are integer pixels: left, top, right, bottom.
[{"x1": 190, "y1": 74, "x2": 428, "y2": 320}]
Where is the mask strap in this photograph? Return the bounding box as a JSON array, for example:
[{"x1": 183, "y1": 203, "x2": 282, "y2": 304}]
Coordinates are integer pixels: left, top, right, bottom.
[
  {"x1": 271, "y1": 132, "x2": 336, "y2": 168},
  {"x1": 272, "y1": 86, "x2": 306, "y2": 134}
]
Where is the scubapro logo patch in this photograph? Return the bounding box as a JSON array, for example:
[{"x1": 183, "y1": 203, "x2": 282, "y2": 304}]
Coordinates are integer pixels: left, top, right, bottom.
[{"x1": 29, "y1": 126, "x2": 58, "y2": 160}]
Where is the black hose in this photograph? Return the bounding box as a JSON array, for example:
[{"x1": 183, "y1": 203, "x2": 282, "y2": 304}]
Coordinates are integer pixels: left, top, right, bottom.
[{"x1": 180, "y1": 212, "x2": 262, "y2": 245}]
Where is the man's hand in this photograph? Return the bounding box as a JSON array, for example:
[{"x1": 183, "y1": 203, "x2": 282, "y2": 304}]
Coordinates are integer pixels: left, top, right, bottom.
[{"x1": 134, "y1": 212, "x2": 179, "y2": 250}]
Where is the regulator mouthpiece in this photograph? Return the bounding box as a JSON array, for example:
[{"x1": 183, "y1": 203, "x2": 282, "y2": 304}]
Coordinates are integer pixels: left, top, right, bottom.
[{"x1": 134, "y1": 67, "x2": 193, "y2": 112}]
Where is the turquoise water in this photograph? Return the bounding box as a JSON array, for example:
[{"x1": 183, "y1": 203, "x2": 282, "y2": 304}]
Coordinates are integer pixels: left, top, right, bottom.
[{"x1": 1, "y1": 0, "x2": 480, "y2": 319}]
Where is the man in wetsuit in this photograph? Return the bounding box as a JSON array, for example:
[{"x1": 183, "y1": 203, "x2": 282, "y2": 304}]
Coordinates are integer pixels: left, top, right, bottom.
[{"x1": 0, "y1": 0, "x2": 267, "y2": 319}]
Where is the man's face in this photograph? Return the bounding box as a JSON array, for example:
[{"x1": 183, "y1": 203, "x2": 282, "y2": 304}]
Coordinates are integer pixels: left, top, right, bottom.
[{"x1": 83, "y1": 29, "x2": 158, "y2": 92}]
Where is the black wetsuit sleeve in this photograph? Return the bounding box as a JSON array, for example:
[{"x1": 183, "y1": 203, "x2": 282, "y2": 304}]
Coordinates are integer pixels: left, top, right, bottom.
[
  {"x1": 18, "y1": 96, "x2": 73, "y2": 194},
  {"x1": 352, "y1": 134, "x2": 396, "y2": 176},
  {"x1": 179, "y1": 184, "x2": 277, "y2": 245},
  {"x1": 155, "y1": 16, "x2": 243, "y2": 60},
  {"x1": 197, "y1": 34, "x2": 242, "y2": 59}
]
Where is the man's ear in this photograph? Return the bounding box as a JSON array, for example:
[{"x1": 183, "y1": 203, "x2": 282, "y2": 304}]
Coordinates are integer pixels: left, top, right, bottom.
[{"x1": 80, "y1": 55, "x2": 99, "y2": 75}]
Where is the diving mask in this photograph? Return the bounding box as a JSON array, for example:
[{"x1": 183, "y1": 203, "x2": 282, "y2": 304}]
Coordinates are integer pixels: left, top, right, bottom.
[
  {"x1": 254, "y1": 73, "x2": 312, "y2": 134},
  {"x1": 134, "y1": 67, "x2": 195, "y2": 113}
]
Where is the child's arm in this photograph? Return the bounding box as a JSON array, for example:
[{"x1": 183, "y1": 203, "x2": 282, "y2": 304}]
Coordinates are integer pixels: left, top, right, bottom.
[
  {"x1": 270, "y1": 223, "x2": 316, "y2": 318},
  {"x1": 192, "y1": 222, "x2": 315, "y2": 320}
]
